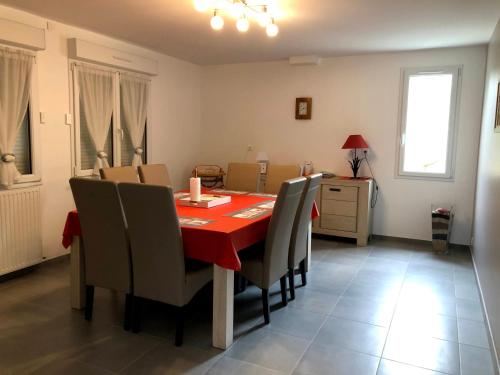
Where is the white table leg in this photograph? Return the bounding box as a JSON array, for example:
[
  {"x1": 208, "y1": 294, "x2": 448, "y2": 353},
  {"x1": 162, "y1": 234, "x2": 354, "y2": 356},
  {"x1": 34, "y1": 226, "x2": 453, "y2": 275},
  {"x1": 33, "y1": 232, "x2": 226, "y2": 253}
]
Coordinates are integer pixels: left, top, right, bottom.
[
  {"x1": 306, "y1": 221, "x2": 312, "y2": 272},
  {"x1": 70, "y1": 236, "x2": 86, "y2": 310},
  {"x1": 212, "y1": 265, "x2": 234, "y2": 349}
]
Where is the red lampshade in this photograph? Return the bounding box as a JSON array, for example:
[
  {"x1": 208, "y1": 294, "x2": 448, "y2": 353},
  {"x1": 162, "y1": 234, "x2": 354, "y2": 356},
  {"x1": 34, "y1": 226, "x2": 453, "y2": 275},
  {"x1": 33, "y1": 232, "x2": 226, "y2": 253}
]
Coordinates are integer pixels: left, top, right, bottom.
[{"x1": 342, "y1": 134, "x2": 369, "y2": 149}]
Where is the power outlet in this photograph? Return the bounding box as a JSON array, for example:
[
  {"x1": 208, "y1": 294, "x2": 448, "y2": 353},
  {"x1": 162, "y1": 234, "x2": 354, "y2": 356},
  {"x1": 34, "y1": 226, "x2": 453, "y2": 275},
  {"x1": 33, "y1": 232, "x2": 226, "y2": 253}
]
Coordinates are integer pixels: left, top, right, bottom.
[
  {"x1": 247, "y1": 145, "x2": 254, "y2": 151},
  {"x1": 65, "y1": 113, "x2": 73, "y2": 125}
]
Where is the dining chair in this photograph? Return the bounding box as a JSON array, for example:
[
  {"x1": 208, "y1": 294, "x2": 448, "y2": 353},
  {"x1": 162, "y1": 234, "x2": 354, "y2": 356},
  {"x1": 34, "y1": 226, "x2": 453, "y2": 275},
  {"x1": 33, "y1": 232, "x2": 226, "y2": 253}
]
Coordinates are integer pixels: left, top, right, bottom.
[
  {"x1": 138, "y1": 164, "x2": 171, "y2": 186},
  {"x1": 238, "y1": 177, "x2": 307, "y2": 324},
  {"x1": 288, "y1": 173, "x2": 322, "y2": 300},
  {"x1": 225, "y1": 162, "x2": 260, "y2": 192},
  {"x1": 99, "y1": 166, "x2": 139, "y2": 182},
  {"x1": 264, "y1": 164, "x2": 302, "y2": 194},
  {"x1": 117, "y1": 182, "x2": 213, "y2": 346},
  {"x1": 69, "y1": 178, "x2": 133, "y2": 330}
]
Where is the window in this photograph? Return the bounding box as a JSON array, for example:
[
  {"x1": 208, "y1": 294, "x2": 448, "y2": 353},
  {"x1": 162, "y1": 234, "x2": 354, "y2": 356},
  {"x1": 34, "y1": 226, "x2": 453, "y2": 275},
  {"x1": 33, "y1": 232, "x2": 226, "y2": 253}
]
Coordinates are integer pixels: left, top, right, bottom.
[
  {"x1": 72, "y1": 63, "x2": 149, "y2": 176},
  {"x1": 0, "y1": 47, "x2": 40, "y2": 188},
  {"x1": 397, "y1": 66, "x2": 460, "y2": 180}
]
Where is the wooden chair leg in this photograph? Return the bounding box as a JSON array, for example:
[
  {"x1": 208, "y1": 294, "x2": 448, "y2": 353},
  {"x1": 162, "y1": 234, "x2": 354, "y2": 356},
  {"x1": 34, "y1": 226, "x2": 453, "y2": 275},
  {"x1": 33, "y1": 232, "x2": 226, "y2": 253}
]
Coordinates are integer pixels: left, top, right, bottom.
[
  {"x1": 288, "y1": 268, "x2": 296, "y2": 300},
  {"x1": 124, "y1": 293, "x2": 133, "y2": 331},
  {"x1": 280, "y1": 276, "x2": 288, "y2": 306},
  {"x1": 262, "y1": 289, "x2": 270, "y2": 324},
  {"x1": 299, "y1": 260, "x2": 307, "y2": 286},
  {"x1": 175, "y1": 306, "x2": 185, "y2": 346},
  {"x1": 84, "y1": 285, "x2": 94, "y2": 321},
  {"x1": 132, "y1": 296, "x2": 142, "y2": 333}
]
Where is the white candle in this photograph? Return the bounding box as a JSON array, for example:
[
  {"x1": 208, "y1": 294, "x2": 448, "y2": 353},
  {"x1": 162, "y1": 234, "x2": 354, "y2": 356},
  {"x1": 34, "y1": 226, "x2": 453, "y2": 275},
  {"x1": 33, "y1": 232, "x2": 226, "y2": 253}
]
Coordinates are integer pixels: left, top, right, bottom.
[{"x1": 190, "y1": 177, "x2": 201, "y2": 202}]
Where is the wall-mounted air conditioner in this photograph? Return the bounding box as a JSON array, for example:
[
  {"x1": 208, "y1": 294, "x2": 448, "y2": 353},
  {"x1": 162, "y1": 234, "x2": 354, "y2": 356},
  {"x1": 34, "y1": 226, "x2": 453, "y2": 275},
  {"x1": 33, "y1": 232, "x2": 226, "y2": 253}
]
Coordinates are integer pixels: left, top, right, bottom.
[{"x1": 68, "y1": 38, "x2": 158, "y2": 76}]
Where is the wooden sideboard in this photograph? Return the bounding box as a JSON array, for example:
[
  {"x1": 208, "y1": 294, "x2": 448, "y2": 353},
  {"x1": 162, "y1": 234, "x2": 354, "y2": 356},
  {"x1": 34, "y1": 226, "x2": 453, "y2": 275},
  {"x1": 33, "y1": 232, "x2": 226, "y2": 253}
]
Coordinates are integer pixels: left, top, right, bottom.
[{"x1": 312, "y1": 177, "x2": 373, "y2": 246}]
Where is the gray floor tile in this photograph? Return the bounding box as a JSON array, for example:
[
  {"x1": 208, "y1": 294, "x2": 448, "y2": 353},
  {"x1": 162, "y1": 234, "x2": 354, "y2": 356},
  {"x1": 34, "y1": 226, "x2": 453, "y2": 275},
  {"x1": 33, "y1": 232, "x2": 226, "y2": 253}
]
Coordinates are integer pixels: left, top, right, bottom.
[
  {"x1": 206, "y1": 356, "x2": 285, "y2": 375},
  {"x1": 383, "y1": 331, "x2": 460, "y2": 374},
  {"x1": 390, "y1": 311, "x2": 458, "y2": 342},
  {"x1": 330, "y1": 296, "x2": 395, "y2": 327},
  {"x1": 121, "y1": 343, "x2": 222, "y2": 374},
  {"x1": 289, "y1": 287, "x2": 341, "y2": 315},
  {"x1": 294, "y1": 342, "x2": 379, "y2": 375},
  {"x1": 314, "y1": 317, "x2": 388, "y2": 356},
  {"x1": 459, "y1": 344, "x2": 495, "y2": 375},
  {"x1": 406, "y1": 263, "x2": 454, "y2": 284},
  {"x1": 457, "y1": 319, "x2": 490, "y2": 349},
  {"x1": 225, "y1": 328, "x2": 310, "y2": 372},
  {"x1": 456, "y1": 298, "x2": 484, "y2": 322},
  {"x1": 396, "y1": 291, "x2": 457, "y2": 318},
  {"x1": 369, "y1": 247, "x2": 415, "y2": 261},
  {"x1": 343, "y1": 280, "x2": 401, "y2": 304},
  {"x1": 75, "y1": 327, "x2": 163, "y2": 372},
  {"x1": 28, "y1": 359, "x2": 114, "y2": 375},
  {"x1": 377, "y1": 359, "x2": 444, "y2": 375},
  {"x1": 265, "y1": 306, "x2": 327, "y2": 340},
  {"x1": 360, "y1": 257, "x2": 408, "y2": 276},
  {"x1": 455, "y1": 283, "x2": 480, "y2": 302}
]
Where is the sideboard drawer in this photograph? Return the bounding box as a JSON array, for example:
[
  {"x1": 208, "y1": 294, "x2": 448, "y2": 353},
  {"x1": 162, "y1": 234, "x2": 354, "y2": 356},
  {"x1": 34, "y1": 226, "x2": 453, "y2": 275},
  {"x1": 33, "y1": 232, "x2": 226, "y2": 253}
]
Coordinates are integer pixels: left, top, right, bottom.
[
  {"x1": 322, "y1": 185, "x2": 358, "y2": 202},
  {"x1": 322, "y1": 199, "x2": 357, "y2": 217},
  {"x1": 321, "y1": 214, "x2": 357, "y2": 232}
]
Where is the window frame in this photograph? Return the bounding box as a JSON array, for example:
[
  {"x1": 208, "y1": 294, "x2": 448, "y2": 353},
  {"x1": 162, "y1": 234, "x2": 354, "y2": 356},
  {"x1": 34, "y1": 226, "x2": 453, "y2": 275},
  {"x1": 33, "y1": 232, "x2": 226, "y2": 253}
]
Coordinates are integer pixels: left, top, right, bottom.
[
  {"x1": 396, "y1": 65, "x2": 461, "y2": 181},
  {"x1": 2, "y1": 45, "x2": 41, "y2": 189},
  {"x1": 70, "y1": 61, "x2": 152, "y2": 177}
]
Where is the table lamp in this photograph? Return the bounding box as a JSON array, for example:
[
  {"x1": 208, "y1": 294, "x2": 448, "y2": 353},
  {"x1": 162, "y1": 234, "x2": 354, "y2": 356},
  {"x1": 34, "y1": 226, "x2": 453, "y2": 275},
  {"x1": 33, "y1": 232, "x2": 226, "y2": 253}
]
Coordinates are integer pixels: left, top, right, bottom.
[{"x1": 342, "y1": 134, "x2": 369, "y2": 178}]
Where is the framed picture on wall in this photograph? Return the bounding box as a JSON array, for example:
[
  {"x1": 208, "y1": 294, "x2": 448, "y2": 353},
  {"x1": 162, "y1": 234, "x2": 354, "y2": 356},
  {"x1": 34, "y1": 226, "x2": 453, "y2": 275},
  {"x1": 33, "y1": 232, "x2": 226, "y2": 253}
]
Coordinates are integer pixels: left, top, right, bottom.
[
  {"x1": 495, "y1": 82, "x2": 500, "y2": 133},
  {"x1": 295, "y1": 97, "x2": 312, "y2": 120}
]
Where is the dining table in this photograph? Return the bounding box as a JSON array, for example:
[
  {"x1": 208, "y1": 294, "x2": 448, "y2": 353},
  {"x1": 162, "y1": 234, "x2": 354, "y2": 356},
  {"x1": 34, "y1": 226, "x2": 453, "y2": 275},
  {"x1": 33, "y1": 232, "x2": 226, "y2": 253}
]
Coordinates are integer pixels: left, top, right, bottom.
[{"x1": 62, "y1": 188, "x2": 319, "y2": 350}]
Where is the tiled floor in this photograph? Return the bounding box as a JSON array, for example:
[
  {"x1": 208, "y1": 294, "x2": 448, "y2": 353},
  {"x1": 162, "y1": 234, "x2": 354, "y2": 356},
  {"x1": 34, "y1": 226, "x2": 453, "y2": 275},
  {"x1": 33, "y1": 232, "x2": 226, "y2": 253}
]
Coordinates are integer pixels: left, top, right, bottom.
[{"x1": 0, "y1": 237, "x2": 496, "y2": 375}]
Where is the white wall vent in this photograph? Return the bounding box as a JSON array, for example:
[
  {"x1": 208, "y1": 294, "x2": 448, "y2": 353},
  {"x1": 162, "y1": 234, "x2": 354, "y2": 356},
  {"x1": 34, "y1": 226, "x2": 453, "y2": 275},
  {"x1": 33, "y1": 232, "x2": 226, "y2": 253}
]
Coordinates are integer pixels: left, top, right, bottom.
[
  {"x1": 0, "y1": 18, "x2": 45, "y2": 50},
  {"x1": 68, "y1": 38, "x2": 158, "y2": 76}
]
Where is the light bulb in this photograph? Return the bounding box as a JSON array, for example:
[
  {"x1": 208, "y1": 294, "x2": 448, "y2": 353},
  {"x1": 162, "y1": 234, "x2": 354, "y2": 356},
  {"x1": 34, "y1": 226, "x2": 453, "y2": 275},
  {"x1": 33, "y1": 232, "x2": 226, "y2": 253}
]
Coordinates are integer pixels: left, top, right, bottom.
[
  {"x1": 194, "y1": 0, "x2": 209, "y2": 12},
  {"x1": 266, "y1": 21, "x2": 278, "y2": 37},
  {"x1": 236, "y1": 16, "x2": 249, "y2": 32},
  {"x1": 210, "y1": 13, "x2": 224, "y2": 30}
]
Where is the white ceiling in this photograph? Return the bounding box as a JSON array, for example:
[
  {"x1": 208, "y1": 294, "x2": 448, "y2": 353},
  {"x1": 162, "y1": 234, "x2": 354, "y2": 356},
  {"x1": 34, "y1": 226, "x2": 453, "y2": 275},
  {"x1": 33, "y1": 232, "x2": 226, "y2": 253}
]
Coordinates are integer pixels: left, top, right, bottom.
[{"x1": 1, "y1": 0, "x2": 499, "y2": 65}]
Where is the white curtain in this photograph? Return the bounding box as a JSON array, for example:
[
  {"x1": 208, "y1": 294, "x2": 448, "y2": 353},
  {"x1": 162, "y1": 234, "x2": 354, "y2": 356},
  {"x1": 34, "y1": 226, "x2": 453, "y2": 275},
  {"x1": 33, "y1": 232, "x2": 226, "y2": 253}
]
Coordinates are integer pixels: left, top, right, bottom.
[
  {"x1": 78, "y1": 66, "x2": 114, "y2": 175},
  {"x1": 120, "y1": 75, "x2": 150, "y2": 166},
  {"x1": 0, "y1": 48, "x2": 33, "y2": 187}
]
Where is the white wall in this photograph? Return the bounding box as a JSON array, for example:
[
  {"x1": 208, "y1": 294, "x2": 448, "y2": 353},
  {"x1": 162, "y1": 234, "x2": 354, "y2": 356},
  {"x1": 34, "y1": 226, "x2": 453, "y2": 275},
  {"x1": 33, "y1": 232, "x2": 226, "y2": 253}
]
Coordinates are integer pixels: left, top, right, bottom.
[
  {"x1": 199, "y1": 46, "x2": 487, "y2": 244},
  {"x1": 473, "y1": 19, "x2": 500, "y2": 368},
  {"x1": 0, "y1": 5, "x2": 202, "y2": 260}
]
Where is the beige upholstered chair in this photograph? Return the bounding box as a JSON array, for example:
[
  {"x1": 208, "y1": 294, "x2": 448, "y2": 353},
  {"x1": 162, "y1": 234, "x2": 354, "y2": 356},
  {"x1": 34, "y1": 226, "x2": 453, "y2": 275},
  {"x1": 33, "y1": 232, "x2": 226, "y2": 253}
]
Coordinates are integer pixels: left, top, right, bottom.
[
  {"x1": 288, "y1": 173, "x2": 322, "y2": 299},
  {"x1": 69, "y1": 178, "x2": 133, "y2": 330},
  {"x1": 225, "y1": 162, "x2": 260, "y2": 192},
  {"x1": 138, "y1": 164, "x2": 171, "y2": 186},
  {"x1": 99, "y1": 166, "x2": 138, "y2": 182},
  {"x1": 117, "y1": 182, "x2": 213, "y2": 346},
  {"x1": 238, "y1": 177, "x2": 307, "y2": 324},
  {"x1": 264, "y1": 164, "x2": 302, "y2": 194}
]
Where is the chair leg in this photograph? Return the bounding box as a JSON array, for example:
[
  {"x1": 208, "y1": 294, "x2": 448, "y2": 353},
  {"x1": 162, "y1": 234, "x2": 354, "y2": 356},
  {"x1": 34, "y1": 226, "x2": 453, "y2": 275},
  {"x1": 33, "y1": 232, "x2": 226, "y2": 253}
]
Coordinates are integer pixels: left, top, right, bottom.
[
  {"x1": 84, "y1": 285, "x2": 94, "y2": 321},
  {"x1": 175, "y1": 306, "x2": 185, "y2": 346},
  {"x1": 300, "y1": 260, "x2": 307, "y2": 286},
  {"x1": 131, "y1": 296, "x2": 142, "y2": 333},
  {"x1": 288, "y1": 268, "x2": 296, "y2": 300},
  {"x1": 124, "y1": 293, "x2": 133, "y2": 331},
  {"x1": 280, "y1": 276, "x2": 288, "y2": 306},
  {"x1": 262, "y1": 289, "x2": 270, "y2": 325}
]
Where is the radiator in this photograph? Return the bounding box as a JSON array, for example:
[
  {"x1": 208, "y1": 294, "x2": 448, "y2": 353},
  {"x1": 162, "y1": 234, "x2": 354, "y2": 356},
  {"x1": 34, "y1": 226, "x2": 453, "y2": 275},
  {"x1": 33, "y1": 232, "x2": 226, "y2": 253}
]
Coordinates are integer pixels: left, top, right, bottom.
[{"x1": 0, "y1": 186, "x2": 43, "y2": 276}]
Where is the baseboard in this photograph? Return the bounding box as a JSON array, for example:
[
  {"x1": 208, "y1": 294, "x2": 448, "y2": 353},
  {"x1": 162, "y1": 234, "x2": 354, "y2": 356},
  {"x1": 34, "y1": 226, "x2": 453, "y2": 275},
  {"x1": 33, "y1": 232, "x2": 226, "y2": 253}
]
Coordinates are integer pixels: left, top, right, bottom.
[{"x1": 469, "y1": 244, "x2": 500, "y2": 375}]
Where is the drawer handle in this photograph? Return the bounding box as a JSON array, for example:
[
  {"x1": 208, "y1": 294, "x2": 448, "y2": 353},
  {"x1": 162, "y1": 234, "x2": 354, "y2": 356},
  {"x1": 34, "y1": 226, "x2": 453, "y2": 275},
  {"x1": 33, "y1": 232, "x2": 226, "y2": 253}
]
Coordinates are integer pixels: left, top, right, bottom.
[{"x1": 329, "y1": 188, "x2": 341, "y2": 192}]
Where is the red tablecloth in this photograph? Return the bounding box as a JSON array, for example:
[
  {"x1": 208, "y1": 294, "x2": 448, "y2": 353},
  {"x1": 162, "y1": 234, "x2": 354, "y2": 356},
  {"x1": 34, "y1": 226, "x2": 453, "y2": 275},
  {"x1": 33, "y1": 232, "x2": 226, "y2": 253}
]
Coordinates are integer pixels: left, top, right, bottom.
[{"x1": 63, "y1": 191, "x2": 319, "y2": 271}]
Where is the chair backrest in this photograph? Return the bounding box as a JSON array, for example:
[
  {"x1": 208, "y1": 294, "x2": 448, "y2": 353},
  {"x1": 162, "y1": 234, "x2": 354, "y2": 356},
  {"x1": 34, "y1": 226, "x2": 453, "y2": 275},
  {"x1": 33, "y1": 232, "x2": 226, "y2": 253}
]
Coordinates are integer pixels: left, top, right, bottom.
[
  {"x1": 263, "y1": 177, "x2": 307, "y2": 288},
  {"x1": 69, "y1": 178, "x2": 131, "y2": 293},
  {"x1": 138, "y1": 164, "x2": 171, "y2": 186},
  {"x1": 99, "y1": 166, "x2": 138, "y2": 183},
  {"x1": 265, "y1": 164, "x2": 302, "y2": 194},
  {"x1": 225, "y1": 162, "x2": 260, "y2": 192},
  {"x1": 289, "y1": 173, "x2": 322, "y2": 268},
  {"x1": 117, "y1": 182, "x2": 186, "y2": 306}
]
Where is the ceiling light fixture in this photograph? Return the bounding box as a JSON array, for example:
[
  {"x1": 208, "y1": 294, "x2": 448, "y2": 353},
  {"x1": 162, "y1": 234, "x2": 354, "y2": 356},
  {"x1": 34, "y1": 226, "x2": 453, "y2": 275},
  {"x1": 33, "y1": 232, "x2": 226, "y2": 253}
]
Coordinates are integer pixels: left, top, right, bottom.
[
  {"x1": 210, "y1": 10, "x2": 224, "y2": 30},
  {"x1": 195, "y1": 0, "x2": 279, "y2": 37}
]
